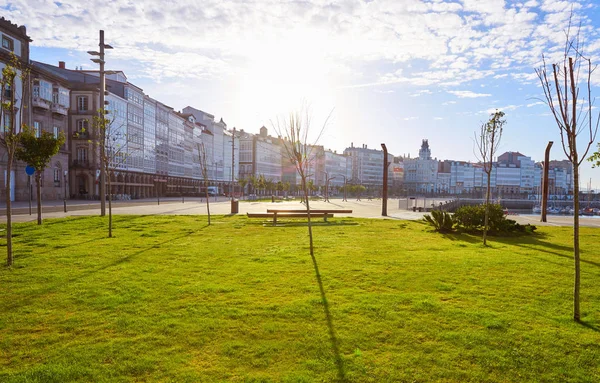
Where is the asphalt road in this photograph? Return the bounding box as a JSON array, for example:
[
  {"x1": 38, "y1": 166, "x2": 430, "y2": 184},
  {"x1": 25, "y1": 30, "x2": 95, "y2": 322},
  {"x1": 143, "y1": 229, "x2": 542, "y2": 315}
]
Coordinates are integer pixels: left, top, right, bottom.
[{"x1": 1, "y1": 197, "x2": 600, "y2": 227}]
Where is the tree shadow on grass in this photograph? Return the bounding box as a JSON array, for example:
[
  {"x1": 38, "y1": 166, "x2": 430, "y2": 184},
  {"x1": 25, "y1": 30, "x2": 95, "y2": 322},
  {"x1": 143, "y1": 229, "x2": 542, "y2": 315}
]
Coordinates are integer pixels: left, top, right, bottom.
[
  {"x1": 493, "y1": 234, "x2": 600, "y2": 269},
  {"x1": 243, "y1": 218, "x2": 358, "y2": 228},
  {"x1": 578, "y1": 320, "x2": 600, "y2": 332},
  {"x1": 274, "y1": 221, "x2": 358, "y2": 228},
  {"x1": 88, "y1": 228, "x2": 201, "y2": 272},
  {"x1": 3, "y1": 227, "x2": 203, "y2": 312},
  {"x1": 308, "y1": 244, "x2": 347, "y2": 382},
  {"x1": 441, "y1": 232, "x2": 482, "y2": 244},
  {"x1": 29, "y1": 215, "x2": 96, "y2": 228},
  {"x1": 16, "y1": 236, "x2": 106, "y2": 258},
  {"x1": 513, "y1": 244, "x2": 600, "y2": 269}
]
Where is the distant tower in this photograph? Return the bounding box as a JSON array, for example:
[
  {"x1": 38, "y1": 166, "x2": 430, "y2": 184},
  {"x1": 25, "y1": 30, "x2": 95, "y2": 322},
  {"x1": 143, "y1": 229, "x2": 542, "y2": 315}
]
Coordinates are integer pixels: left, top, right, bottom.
[
  {"x1": 259, "y1": 126, "x2": 268, "y2": 137},
  {"x1": 419, "y1": 139, "x2": 431, "y2": 160}
]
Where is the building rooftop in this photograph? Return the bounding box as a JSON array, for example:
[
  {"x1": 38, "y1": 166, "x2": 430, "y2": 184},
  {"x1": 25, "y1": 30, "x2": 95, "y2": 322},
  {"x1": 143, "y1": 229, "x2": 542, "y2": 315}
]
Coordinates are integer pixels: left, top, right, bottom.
[{"x1": 0, "y1": 17, "x2": 32, "y2": 42}]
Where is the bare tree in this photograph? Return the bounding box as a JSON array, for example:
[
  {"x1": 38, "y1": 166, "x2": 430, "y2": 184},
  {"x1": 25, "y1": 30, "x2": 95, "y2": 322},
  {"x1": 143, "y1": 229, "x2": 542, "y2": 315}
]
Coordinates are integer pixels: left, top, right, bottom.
[
  {"x1": 474, "y1": 110, "x2": 506, "y2": 246},
  {"x1": 274, "y1": 107, "x2": 346, "y2": 379},
  {"x1": 1, "y1": 54, "x2": 29, "y2": 266},
  {"x1": 93, "y1": 111, "x2": 130, "y2": 238},
  {"x1": 535, "y1": 17, "x2": 599, "y2": 322},
  {"x1": 198, "y1": 142, "x2": 211, "y2": 225}
]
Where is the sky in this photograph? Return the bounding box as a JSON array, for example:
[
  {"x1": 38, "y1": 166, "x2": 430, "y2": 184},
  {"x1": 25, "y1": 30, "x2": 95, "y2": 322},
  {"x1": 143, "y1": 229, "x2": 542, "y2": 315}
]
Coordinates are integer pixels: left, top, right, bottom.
[{"x1": 4, "y1": 0, "x2": 600, "y2": 189}]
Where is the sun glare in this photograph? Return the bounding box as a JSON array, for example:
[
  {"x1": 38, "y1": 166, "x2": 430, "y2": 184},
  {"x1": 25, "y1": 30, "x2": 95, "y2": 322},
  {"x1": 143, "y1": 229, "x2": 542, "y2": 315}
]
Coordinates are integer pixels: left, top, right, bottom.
[{"x1": 235, "y1": 28, "x2": 336, "y2": 128}]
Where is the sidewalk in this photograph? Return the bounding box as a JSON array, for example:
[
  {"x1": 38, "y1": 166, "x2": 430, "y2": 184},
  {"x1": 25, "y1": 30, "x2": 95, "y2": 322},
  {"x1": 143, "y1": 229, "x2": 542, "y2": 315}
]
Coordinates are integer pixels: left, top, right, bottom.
[
  {"x1": 2, "y1": 197, "x2": 600, "y2": 227},
  {"x1": 0, "y1": 197, "x2": 222, "y2": 216}
]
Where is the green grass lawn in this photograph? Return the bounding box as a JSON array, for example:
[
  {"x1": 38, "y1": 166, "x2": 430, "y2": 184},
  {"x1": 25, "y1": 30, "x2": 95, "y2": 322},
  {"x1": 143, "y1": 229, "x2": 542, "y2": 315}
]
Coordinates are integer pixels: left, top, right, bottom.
[{"x1": 1, "y1": 215, "x2": 600, "y2": 382}]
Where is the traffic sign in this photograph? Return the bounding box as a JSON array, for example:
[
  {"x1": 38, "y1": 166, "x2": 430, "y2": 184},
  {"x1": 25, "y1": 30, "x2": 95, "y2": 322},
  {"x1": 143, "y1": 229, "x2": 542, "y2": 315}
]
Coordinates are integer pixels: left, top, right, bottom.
[{"x1": 25, "y1": 165, "x2": 35, "y2": 176}]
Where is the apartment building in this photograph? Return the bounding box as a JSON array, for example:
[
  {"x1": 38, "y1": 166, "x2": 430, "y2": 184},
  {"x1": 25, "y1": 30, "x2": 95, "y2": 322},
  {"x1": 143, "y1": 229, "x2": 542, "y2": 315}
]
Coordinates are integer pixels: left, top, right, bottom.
[
  {"x1": 547, "y1": 159, "x2": 574, "y2": 194},
  {"x1": 254, "y1": 127, "x2": 283, "y2": 182},
  {"x1": 0, "y1": 18, "x2": 31, "y2": 201},
  {"x1": 31, "y1": 60, "x2": 232, "y2": 199},
  {"x1": 324, "y1": 150, "x2": 350, "y2": 187},
  {"x1": 344, "y1": 143, "x2": 392, "y2": 186},
  {"x1": 390, "y1": 157, "x2": 404, "y2": 191},
  {"x1": 403, "y1": 140, "x2": 438, "y2": 193},
  {"x1": 405, "y1": 141, "x2": 570, "y2": 196},
  {"x1": 29, "y1": 62, "x2": 71, "y2": 200}
]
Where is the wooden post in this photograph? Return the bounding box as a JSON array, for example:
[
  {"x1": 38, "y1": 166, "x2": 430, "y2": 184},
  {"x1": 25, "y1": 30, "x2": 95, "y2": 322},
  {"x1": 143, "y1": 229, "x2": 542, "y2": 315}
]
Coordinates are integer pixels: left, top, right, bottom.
[
  {"x1": 381, "y1": 143, "x2": 388, "y2": 216},
  {"x1": 541, "y1": 141, "x2": 553, "y2": 222}
]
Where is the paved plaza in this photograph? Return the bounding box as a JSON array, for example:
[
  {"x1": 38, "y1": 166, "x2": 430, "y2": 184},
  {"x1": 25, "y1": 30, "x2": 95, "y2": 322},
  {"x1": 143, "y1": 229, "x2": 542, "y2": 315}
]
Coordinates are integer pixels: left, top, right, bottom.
[{"x1": 2, "y1": 197, "x2": 600, "y2": 227}]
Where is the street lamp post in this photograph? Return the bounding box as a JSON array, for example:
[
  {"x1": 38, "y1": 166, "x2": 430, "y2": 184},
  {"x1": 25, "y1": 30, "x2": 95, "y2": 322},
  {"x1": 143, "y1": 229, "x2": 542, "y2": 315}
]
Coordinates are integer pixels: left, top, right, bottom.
[
  {"x1": 332, "y1": 174, "x2": 347, "y2": 202},
  {"x1": 88, "y1": 30, "x2": 113, "y2": 217},
  {"x1": 231, "y1": 127, "x2": 236, "y2": 202},
  {"x1": 324, "y1": 172, "x2": 336, "y2": 203},
  {"x1": 63, "y1": 170, "x2": 68, "y2": 213},
  {"x1": 28, "y1": 175, "x2": 32, "y2": 215},
  {"x1": 381, "y1": 143, "x2": 389, "y2": 216}
]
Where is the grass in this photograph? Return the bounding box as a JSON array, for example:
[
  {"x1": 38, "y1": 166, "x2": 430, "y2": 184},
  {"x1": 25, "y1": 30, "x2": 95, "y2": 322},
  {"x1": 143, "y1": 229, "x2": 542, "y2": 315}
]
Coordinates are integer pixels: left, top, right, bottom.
[{"x1": 1, "y1": 215, "x2": 600, "y2": 382}]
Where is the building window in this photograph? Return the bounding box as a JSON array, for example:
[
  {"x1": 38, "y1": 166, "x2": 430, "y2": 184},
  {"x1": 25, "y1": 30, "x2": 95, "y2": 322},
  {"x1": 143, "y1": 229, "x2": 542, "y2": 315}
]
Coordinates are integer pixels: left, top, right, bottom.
[
  {"x1": 2, "y1": 35, "x2": 14, "y2": 51},
  {"x1": 3, "y1": 113, "x2": 11, "y2": 132},
  {"x1": 54, "y1": 168, "x2": 61, "y2": 187},
  {"x1": 53, "y1": 126, "x2": 60, "y2": 139},
  {"x1": 77, "y1": 96, "x2": 89, "y2": 111},
  {"x1": 3, "y1": 83, "x2": 12, "y2": 100},
  {"x1": 76, "y1": 119, "x2": 89, "y2": 133},
  {"x1": 34, "y1": 121, "x2": 41, "y2": 138},
  {"x1": 76, "y1": 147, "x2": 88, "y2": 162},
  {"x1": 58, "y1": 88, "x2": 69, "y2": 107},
  {"x1": 36, "y1": 80, "x2": 52, "y2": 101}
]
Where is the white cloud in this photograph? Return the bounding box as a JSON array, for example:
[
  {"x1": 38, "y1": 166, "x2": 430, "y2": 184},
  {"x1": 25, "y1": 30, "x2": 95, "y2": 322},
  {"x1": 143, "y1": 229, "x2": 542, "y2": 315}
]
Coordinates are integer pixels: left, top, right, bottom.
[
  {"x1": 410, "y1": 89, "x2": 433, "y2": 97},
  {"x1": 483, "y1": 104, "x2": 522, "y2": 114},
  {"x1": 3, "y1": 0, "x2": 597, "y2": 90},
  {"x1": 447, "y1": 90, "x2": 492, "y2": 98},
  {"x1": 511, "y1": 72, "x2": 539, "y2": 82}
]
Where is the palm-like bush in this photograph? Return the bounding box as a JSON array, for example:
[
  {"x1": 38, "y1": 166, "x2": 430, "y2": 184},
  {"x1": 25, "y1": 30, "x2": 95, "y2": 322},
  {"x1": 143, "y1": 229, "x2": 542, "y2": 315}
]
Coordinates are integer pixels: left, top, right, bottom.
[{"x1": 423, "y1": 210, "x2": 455, "y2": 233}]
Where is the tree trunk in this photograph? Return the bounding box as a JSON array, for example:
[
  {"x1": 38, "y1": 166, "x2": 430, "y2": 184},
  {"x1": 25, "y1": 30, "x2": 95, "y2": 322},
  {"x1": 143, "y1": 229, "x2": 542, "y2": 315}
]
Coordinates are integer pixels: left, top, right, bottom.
[
  {"x1": 483, "y1": 170, "x2": 491, "y2": 246},
  {"x1": 36, "y1": 171, "x2": 42, "y2": 225},
  {"x1": 6, "y1": 159, "x2": 13, "y2": 266},
  {"x1": 108, "y1": 176, "x2": 113, "y2": 238},
  {"x1": 572, "y1": 161, "x2": 581, "y2": 321},
  {"x1": 205, "y1": 187, "x2": 211, "y2": 226},
  {"x1": 302, "y1": 178, "x2": 314, "y2": 255}
]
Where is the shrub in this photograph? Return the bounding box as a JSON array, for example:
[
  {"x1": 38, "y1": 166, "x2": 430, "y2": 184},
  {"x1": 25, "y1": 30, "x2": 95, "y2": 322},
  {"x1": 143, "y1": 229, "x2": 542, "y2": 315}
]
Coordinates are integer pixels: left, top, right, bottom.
[
  {"x1": 453, "y1": 205, "x2": 484, "y2": 231},
  {"x1": 453, "y1": 204, "x2": 535, "y2": 235},
  {"x1": 423, "y1": 210, "x2": 455, "y2": 233}
]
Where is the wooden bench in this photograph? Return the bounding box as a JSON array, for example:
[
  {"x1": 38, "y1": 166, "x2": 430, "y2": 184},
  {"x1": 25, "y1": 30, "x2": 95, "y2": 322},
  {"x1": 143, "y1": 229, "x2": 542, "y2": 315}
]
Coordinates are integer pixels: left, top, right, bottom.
[
  {"x1": 269, "y1": 209, "x2": 352, "y2": 223},
  {"x1": 247, "y1": 212, "x2": 334, "y2": 225},
  {"x1": 267, "y1": 209, "x2": 352, "y2": 216}
]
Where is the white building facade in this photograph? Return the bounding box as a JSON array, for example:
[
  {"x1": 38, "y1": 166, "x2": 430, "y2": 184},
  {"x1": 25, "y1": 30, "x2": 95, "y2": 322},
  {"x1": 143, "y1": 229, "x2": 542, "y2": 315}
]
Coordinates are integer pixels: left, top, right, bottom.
[{"x1": 324, "y1": 150, "x2": 350, "y2": 187}]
